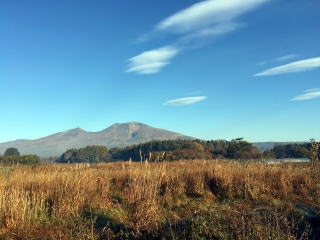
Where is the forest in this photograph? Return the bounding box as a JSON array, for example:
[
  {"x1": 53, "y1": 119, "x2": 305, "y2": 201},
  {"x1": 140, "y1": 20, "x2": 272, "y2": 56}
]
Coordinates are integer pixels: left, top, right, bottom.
[
  {"x1": 1, "y1": 139, "x2": 318, "y2": 165},
  {"x1": 57, "y1": 139, "x2": 319, "y2": 164}
]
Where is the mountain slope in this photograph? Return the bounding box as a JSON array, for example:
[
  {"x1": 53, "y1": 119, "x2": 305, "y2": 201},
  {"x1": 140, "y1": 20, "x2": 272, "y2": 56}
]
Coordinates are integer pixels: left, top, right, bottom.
[{"x1": 0, "y1": 122, "x2": 193, "y2": 157}]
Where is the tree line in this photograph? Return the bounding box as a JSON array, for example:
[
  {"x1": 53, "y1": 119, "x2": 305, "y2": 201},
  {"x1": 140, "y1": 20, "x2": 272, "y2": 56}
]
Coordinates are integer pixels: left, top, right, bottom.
[
  {"x1": 2, "y1": 140, "x2": 319, "y2": 165},
  {"x1": 57, "y1": 139, "x2": 320, "y2": 163}
]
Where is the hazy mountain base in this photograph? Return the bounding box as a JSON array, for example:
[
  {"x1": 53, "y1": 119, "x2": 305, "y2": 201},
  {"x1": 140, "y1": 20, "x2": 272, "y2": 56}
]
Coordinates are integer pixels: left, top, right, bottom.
[{"x1": 0, "y1": 160, "x2": 319, "y2": 239}]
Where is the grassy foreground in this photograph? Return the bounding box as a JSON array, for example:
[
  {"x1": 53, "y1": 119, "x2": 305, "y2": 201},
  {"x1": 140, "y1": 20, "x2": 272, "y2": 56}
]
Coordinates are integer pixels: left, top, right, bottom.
[{"x1": 0, "y1": 160, "x2": 320, "y2": 239}]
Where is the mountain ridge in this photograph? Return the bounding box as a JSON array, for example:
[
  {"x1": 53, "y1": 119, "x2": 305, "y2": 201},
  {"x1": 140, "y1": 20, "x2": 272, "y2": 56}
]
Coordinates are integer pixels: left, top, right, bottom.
[{"x1": 0, "y1": 122, "x2": 194, "y2": 157}]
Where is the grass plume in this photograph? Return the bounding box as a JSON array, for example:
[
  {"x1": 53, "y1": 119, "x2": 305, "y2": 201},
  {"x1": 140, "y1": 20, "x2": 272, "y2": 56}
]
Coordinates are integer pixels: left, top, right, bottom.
[{"x1": 0, "y1": 160, "x2": 319, "y2": 239}]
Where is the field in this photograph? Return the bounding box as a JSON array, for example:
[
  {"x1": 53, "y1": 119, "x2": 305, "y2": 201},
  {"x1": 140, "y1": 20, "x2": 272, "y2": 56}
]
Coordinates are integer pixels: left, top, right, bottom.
[{"x1": 0, "y1": 160, "x2": 320, "y2": 239}]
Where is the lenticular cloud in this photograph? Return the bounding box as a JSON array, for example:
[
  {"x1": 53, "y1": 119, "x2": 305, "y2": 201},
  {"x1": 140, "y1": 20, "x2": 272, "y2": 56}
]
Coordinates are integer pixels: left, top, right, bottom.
[
  {"x1": 291, "y1": 89, "x2": 320, "y2": 101},
  {"x1": 127, "y1": 0, "x2": 270, "y2": 74},
  {"x1": 126, "y1": 46, "x2": 179, "y2": 74},
  {"x1": 156, "y1": 0, "x2": 270, "y2": 35},
  {"x1": 255, "y1": 57, "x2": 320, "y2": 76},
  {"x1": 164, "y1": 96, "x2": 207, "y2": 106}
]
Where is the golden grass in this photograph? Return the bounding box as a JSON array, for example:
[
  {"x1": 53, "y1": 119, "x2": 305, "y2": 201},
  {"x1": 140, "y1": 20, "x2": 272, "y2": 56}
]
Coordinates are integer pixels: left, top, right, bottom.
[{"x1": 0, "y1": 160, "x2": 319, "y2": 239}]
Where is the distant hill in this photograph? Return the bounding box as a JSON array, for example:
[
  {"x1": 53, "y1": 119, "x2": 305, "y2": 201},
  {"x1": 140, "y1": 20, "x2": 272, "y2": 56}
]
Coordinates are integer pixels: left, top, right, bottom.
[
  {"x1": 252, "y1": 142, "x2": 307, "y2": 152},
  {"x1": 0, "y1": 122, "x2": 194, "y2": 157}
]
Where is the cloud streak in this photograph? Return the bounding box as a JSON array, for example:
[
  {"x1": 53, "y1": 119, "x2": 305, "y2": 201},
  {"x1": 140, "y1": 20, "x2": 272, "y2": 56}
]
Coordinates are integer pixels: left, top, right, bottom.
[
  {"x1": 164, "y1": 96, "x2": 207, "y2": 106},
  {"x1": 156, "y1": 0, "x2": 269, "y2": 35},
  {"x1": 126, "y1": 46, "x2": 179, "y2": 74},
  {"x1": 291, "y1": 89, "x2": 320, "y2": 101},
  {"x1": 254, "y1": 57, "x2": 320, "y2": 76},
  {"x1": 273, "y1": 54, "x2": 299, "y2": 62},
  {"x1": 128, "y1": 0, "x2": 270, "y2": 74}
]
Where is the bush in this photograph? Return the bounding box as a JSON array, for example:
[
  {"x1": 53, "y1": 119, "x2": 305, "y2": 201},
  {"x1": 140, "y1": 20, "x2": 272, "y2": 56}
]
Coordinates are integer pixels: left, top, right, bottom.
[
  {"x1": 0, "y1": 154, "x2": 40, "y2": 165},
  {"x1": 4, "y1": 147, "x2": 20, "y2": 156}
]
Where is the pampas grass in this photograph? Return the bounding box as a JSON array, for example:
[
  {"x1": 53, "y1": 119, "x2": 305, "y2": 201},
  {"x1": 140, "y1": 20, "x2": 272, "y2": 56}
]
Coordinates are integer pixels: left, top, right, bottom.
[{"x1": 0, "y1": 160, "x2": 319, "y2": 239}]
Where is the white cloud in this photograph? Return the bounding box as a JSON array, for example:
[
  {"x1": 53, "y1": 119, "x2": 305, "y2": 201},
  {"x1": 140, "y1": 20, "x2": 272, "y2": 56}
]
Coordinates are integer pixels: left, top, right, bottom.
[
  {"x1": 305, "y1": 88, "x2": 320, "y2": 92},
  {"x1": 257, "y1": 54, "x2": 299, "y2": 67},
  {"x1": 126, "y1": 46, "x2": 179, "y2": 74},
  {"x1": 291, "y1": 89, "x2": 320, "y2": 101},
  {"x1": 164, "y1": 96, "x2": 207, "y2": 106},
  {"x1": 156, "y1": 0, "x2": 269, "y2": 34},
  {"x1": 177, "y1": 22, "x2": 242, "y2": 47},
  {"x1": 273, "y1": 54, "x2": 299, "y2": 62},
  {"x1": 128, "y1": 0, "x2": 270, "y2": 74},
  {"x1": 254, "y1": 57, "x2": 320, "y2": 76}
]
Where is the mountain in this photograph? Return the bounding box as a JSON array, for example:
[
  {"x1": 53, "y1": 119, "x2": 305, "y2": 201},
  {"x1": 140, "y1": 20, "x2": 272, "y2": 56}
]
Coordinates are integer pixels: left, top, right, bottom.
[{"x1": 0, "y1": 122, "x2": 194, "y2": 157}]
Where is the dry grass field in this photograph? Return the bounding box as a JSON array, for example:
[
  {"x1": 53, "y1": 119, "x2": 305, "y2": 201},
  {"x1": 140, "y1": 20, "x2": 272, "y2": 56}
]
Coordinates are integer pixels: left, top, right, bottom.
[{"x1": 0, "y1": 160, "x2": 320, "y2": 239}]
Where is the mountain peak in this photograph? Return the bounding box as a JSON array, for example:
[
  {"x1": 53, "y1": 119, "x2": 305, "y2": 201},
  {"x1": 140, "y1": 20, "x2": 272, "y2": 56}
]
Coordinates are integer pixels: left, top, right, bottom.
[
  {"x1": 110, "y1": 122, "x2": 145, "y2": 127},
  {"x1": 101, "y1": 122, "x2": 146, "y2": 133}
]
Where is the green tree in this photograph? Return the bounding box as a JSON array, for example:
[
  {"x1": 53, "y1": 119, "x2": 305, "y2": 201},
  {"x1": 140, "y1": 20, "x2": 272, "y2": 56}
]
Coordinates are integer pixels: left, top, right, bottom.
[
  {"x1": 271, "y1": 144, "x2": 310, "y2": 159},
  {"x1": 206, "y1": 140, "x2": 229, "y2": 158},
  {"x1": 227, "y1": 138, "x2": 261, "y2": 159},
  {"x1": 0, "y1": 154, "x2": 40, "y2": 165},
  {"x1": 183, "y1": 142, "x2": 205, "y2": 152},
  {"x1": 58, "y1": 146, "x2": 110, "y2": 163},
  {"x1": 4, "y1": 147, "x2": 20, "y2": 156},
  {"x1": 18, "y1": 154, "x2": 41, "y2": 165},
  {"x1": 262, "y1": 149, "x2": 275, "y2": 159}
]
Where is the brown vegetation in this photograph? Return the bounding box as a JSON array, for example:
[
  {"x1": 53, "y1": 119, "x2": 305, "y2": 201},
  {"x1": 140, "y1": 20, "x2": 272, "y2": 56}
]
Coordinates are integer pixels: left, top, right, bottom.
[{"x1": 0, "y1": 160, "x2": 319, "y2": 239}]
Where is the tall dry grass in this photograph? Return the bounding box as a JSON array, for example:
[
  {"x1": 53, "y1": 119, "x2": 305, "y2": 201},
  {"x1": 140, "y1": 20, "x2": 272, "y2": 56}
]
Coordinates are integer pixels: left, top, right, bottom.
[{"x1": 0, "y1": 160, "x2": 319, "y2": 239}]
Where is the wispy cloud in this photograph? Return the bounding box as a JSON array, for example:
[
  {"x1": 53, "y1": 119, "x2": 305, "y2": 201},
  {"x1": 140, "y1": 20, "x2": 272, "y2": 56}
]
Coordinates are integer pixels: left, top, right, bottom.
[
  {"x1": 155, "y1": 0, "x2": 269, "y2": 46},
  {"x1": 164, "y1": 96, "x2": 207, "y2": 106},
  {"x1": 273, "y1": 54, "x2": 299, "y2": 62},
  {"x1": 305, "y1": 88, "x2": 320, "y2": 93},
  {"x1": 176, "y1": 22, "x2": 243, "y2": 49},
  {"x1": 128, "y1": 0, "x2": 270, "y2": 74},
  {"x1": 257, "y1": 54, "x2": 299, "y2": 67},
  {"x1": 156, "y1": 0, "x2": 269, "y2": 35},
  {"x1": 254, "y1": 57, "x2": 320, "y2": 76},
  {"x1": 291, "y1": 89, "x2": 320, "y2": 101},
  {"x1": 126, "y1": 46, "x2": 179, "y2": 74}
]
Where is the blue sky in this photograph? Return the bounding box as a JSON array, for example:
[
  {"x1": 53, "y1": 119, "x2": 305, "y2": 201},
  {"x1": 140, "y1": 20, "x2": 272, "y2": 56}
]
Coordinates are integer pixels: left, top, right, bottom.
[{"x1": 0, "y1": 0, "x2": 319, "y2": 143}]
